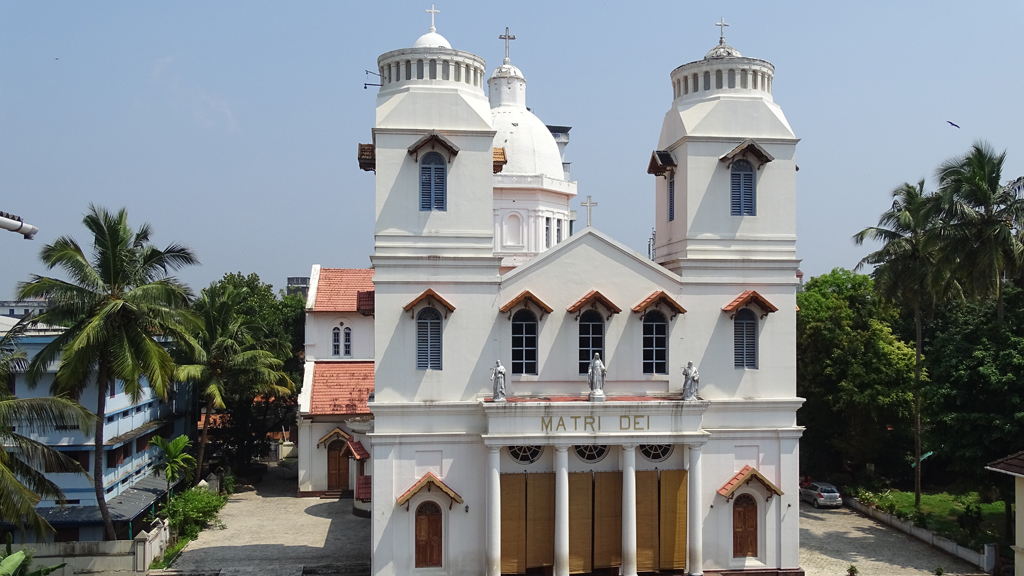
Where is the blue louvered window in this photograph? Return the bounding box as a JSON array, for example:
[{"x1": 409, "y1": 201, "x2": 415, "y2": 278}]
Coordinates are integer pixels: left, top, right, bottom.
[
  {"x1": 416, "y1": 307, "x2": 442, "y2": 370},
  {"x1": 668, "y1": 173, "x2": 675, "y2": 222},
  {"x1": 420, "y1": 152, "x2": 447, "y2": 211},
  {"x1": 731, "y1": 160, "x2": 755, "y2": 216},
  {"x1": 734, "y1": 308, "x2": 757, "y2": 369}
]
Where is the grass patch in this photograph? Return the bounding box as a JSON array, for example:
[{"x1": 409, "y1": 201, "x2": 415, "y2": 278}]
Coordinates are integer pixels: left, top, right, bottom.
[
  {"x1": 853, "y1": 488, "x2": 1004, "y2": 548},
  {"x1": 149, "y1": 536, "x2": 191, "y2": 570}
]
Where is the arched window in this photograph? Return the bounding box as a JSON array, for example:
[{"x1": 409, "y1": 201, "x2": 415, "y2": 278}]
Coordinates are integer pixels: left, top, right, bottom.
[
  {"x1": 420, "y1": 152, "x2": 447, "y2": 211},
  {"x1": 416, "y1": 308, "x2": 443, "y2": 370},
  {"x1": 343, "y1": 327, "x2": 352, "y2": 356},
  {"x1": 734, "y1": 308, "x2": 757, "y2": 369},
  {"x1": 733, "y1": 494, "x2": 758, "y2": 558},
  {"x1": 332, "y1": 327, "x2": 341, "y2": 356},
  {"x1": 504, "y1": 213, "x2": 522, "y2": 246},
  {"x1": 730, "y1": 159, "x2": 756, "y2": 216},
  {"x1": 716, "y1": 69, "x2": 723, "y2": 89},
  {"x1": 578, "y1": 309, "x2": 604, "y2": 374},
  {"x1": 703, "y1": 71, "x2": 711, "y2": 91},
  {"x1": 415, "y1": 501, "x2": 443, "y2": 567},
  {"x1": 668, "y1": 173, "x2": 675, "y2": 222},
  {"x1": 512, "y1": 309, "x2": 538, "y2": 375},
  {"x1": 643, "y1": 310, "x2": 668, "y2": 374}
]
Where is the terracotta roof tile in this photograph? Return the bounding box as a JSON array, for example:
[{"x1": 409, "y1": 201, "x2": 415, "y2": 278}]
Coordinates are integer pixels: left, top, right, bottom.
[
  {"x1": 349, "y1": 439, "x2": 370, "y2": 461},
  {"x1": 313, "y1": 269, "x2": 374, "y2": 312},
  {"x1": 396, "y1": 471, "x2": 463, "y2": 506},
  {"x1": 717, "y1": 465, "x2": 783, "y2": 500},
  {"x1": 310, "y1": 361, "x2": 374, "y2": 416},
  {"x1": 632, "y1": 290, "x2": 686, "y2": 315},
  {"x1": 722, "y1": 290, "x2": 779, "y2": 315},
  {"x1": 566, "y1": 290, "x2": 622, "y2": 315},
  {"x1": 403, "y1": 288, "x2": 456, "y2": 313},
  {"x1": 499, "y1": 290, "x2": 554, "y2": 314}
]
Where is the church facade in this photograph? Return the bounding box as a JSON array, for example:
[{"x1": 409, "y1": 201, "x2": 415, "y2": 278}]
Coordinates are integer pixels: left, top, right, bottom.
[{"x1": 298, "y1": 15, "x2": 803, "y2": 576}]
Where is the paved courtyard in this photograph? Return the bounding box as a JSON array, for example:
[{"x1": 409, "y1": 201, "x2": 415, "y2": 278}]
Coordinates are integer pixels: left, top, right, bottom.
[{"x1": 800, "y1": 502, "x2": 981, "y2": 576}]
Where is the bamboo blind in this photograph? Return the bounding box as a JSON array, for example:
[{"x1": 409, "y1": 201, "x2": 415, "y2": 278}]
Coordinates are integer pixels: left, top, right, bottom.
[
  {"x1": 526, "y1": 473, "x2": 555, "y2": 568},
  {"x1": 568, "y1": 473, "x2": 593, "y2": 574},
  {"x1": 659, "y1": 469, "x2": 688, "y2": 570},
  {"x1": 636, "y1": 470, "x2": 660, "y2": 572},
  {"x1": 500, "y1": 474, "x2": 527, "y2": 574},
  {"x1": 592, "y1": 471, "x2": 622, "y2": 568}
]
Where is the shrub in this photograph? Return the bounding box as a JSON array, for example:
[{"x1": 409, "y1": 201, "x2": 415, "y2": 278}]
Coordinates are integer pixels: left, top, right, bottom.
[
  {"x1": 164, "y1": 487, "x2": 227, "y2": 541},
  {"x1": 221, "y1": 471, "x2": 237, "y2": 495},
  {"x1": 911, "y1": 510, "x2": 932, "y2": 529},
  {"x1": 956, "y1": 504, "x2": 983, "y2": 538},
  {"x1": 847, "y1": 565, "x2": 859, "y2": 576}
]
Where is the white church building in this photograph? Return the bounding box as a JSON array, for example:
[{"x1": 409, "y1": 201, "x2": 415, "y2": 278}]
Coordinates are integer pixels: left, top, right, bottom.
[{"x1": 298, "y1": 13, "x2": 803, "y2": 576}]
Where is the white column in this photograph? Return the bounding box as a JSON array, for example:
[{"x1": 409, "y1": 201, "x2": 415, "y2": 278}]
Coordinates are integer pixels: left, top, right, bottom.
[
  {"x1": 621, "y1": 444, "x2": 638, "y2": 576},
  {"x1": 554, "y1": 445, "x2": 570, "y2": 576},
  {"x1": 688, "y1": 444, "x2": 703, "y2": 575},
  {"x1": 486, "y1": 447, "x2": 501, "y2": 576}
]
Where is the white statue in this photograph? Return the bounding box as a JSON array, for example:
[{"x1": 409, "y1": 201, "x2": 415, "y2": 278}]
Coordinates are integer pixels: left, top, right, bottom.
[
  {"x1": 682, "y1": 361, "x2": 699, "y2": 401},
  {"x1": 490, "y1": 360, "x2": 506, "y2": 402},
  {"x1": 588, "y1": 353, "x2": 607, "y2": 401}
]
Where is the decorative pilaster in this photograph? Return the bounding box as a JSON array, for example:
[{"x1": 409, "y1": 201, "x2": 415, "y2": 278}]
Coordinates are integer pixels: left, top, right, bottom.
[
  {"x1": 621, "y1": 444, "x2": 638, "y2": 576},
  {"x1": 487, "y1": 446, "x2": 501, "y2": 576},
  {"x1": 688, "y1": 444, "x2": 703, "y2": 575},
  {"x1": 554, "y1": 445, "x2": 569, "y2": 576}
]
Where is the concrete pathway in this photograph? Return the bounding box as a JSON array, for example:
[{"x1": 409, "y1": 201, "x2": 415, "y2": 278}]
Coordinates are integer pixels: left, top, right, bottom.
[{"x1": 800, "y1": 501, "x2": 983, "y2": 576}]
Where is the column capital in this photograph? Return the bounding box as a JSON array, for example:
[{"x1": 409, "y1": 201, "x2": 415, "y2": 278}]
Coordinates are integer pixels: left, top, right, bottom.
[
  {"x1": 554, "y1": 444, "x2": 569, "y2": 453},
  {"x1": 488, "y1": 446, "x2": 501, "y2": 454},
  {"x1": 689, "y1": 443, "x2": 703, "y2": 453},
  {"x1": 621, "y1": 443, "x2": 637, "y2": 451}
]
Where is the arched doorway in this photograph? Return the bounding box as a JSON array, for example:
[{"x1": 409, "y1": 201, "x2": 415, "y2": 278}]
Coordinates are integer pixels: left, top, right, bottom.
[
  {"x1": 732, "y1": 493, "x2": 758, "y2": 558},
  {"x1": 327, "y1": 440, "x2": 349, "y2": 491},
  {"x1": 415, "y1": 501, "x2": 443, "y2": 567}
]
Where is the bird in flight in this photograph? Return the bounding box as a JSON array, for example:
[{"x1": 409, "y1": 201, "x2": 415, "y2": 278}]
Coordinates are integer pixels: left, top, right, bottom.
[{"x1": 947, "y1": 121, "x2": 960, "y2": 128}]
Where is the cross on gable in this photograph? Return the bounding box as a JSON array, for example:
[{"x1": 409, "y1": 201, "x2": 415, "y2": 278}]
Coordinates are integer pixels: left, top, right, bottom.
[
  {"x1": 716, "y1": 17, "x2": 729, "y2": 44},
  {"x1": 499, "y1": 27, "x2": 516, "y2": 64},
  {"x1": 426, "y1": 4, "x2": 440, "y2": 32},
  {"x1": 580, "y1": 195, "x2": 598, "y2": 227}
]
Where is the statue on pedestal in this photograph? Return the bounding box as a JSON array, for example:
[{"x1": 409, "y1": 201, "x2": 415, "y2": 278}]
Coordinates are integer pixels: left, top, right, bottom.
[
  {"x1": 490, "y1": 360, "x2": 507, "y2": 402},
  {"x1": 682, "y1": 361, "x2": 700, "y2": 401},
  {"x1": 588, "y1": 352, "x2": 607, "y2": 402}
]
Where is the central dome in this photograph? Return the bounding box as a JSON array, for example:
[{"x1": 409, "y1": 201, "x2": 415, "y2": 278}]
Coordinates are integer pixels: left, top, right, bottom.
[
  {"x1": 488, "y1": 62, "x2": 564, "y2": 180},
  {"x1": 414, "y1": 31, "x2": 451, "y2": 49},
  {"x1": 705, "y1": 41, "x2": 741, "y2": 59}
]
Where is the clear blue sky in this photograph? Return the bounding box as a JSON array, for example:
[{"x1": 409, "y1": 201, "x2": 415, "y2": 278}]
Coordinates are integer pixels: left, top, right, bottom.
[{"x1": 2, "y1": 1, "x2": 1022, "y2": 298}]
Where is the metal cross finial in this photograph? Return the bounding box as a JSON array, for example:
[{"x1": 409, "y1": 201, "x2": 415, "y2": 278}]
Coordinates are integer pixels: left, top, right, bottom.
[
  {"x1": 499, "y1": 27, "x2": 516, "y2": 64},
  {"x1": 716, "y1": 17, "x2": 729, "y2": 44},
  {"x1": 426, "y1": 4, "x2": 440, "y2": 32},
  {"x1": 581, "y1": 195, "x2": 598, "y2": 227}
]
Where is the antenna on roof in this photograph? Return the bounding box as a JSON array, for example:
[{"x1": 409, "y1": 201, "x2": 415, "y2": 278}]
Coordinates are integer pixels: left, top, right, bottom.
[{"x1": 363, "y1": 70, "x2": 383, "y2": 90}]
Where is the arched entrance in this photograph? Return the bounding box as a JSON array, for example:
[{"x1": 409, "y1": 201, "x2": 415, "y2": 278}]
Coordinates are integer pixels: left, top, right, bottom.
[
  {"x1": 732, "y1": 493, "x2": 758, "y2": 558},
  {"x1": 415, "y1": 501, "x2": 443, "y2": 567},
  {"x1": 327, "y1": 440, "x2": 349, "y2": 491}
]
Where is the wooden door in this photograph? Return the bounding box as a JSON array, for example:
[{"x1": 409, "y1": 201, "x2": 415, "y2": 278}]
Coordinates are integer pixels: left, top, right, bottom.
[
  {"x1": 635, "y1": 470, "x2": 660, "y2": 572},
  {"x1": 732, "y1": 494, "x2": 758, "y2": 558},
  {"x1": 568, "y1": 472, "x2": 593, "y2": 574},
  {"x1": 500, "y1": 474, "x2": 527, "y2": 573},
  {"x1": 659, "y1": 470, "x2": 687, "y2": 570},
  {"x1": 593, "y1": 471, "x2": 622, "y2": 568},
  {"x1": 415, "y1": 501, "x2": 443, "y2": 567},
  {"x1": 327, "y1": 441, "x2": 347, "y2": 491},
  {"x1": 526, "y1": 473, "x2": 555, "y2": 568}
]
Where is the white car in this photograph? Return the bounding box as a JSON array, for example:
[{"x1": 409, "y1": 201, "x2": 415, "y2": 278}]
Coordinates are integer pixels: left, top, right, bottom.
[{"x1": 800, "y1": 482, "x2": 843, "y2": 508}]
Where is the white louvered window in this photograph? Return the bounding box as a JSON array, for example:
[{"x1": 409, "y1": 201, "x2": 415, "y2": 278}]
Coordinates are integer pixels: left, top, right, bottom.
[
  {"x1": 731, "y1": 159, "x2": 756, "y2": 216},
  {"x1": 416, "y1": 308, "x2": 443, "y2": 370},
  {"x1": 511, "y1": 309, "x2": 538, "y2": 375},
  {"x1": 420, "y1": 152, "x2": 447, "y2": 211},
  {"x1": 734, "y1": 308, "x2": 757, "y2": 369},
  {"x1": 332, "y1": 327, "x2": 341, "y2": 356},
  {"x1": 578, "y1": 309, "x2": 604, "y2": 374},
  {"x1": 642, "y1": 310, "x2": 668, "y2": 374},
  {"x1": 343, "y1": 327, "x2": 352, "y2": 356}
]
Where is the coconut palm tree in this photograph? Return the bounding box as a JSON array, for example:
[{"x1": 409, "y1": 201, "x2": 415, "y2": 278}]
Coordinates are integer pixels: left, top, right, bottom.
[
  {"x1": 1, "y1": 316, "x2": 94, "y2": 538},
  {"x1": 17, "y1": 205, "x2": 198, "y2": 540},
  {"x1": 854, "y1": 180, "x2": 951, "y2": 507},
  {"x1": 150, "y1": 435, "x2": 196, "y2": 505},
  {"x1": 174, "y1": 283, "x2": 294, "y2": 485},
  {"x1": 934, "y1": 141, "x2": 1024, "y2": 321}
]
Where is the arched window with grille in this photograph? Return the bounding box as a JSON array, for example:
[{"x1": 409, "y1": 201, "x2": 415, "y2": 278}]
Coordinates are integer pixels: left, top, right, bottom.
[
  {"x1": 343, "y1": 327, "x2": 352, "y2": 356},
  {"x1": 332, "y1": 327, "x2": 341, "y2": 356},
  {"x1": 512, "y1": 309, "x2": 538, "y2": 375},
  {"x1": 415, "y1": 501, "x2": 443, "y2": 567},
  {"x1": 734, "y1": 308, "x2": 757, "y2": 369},
  {"x1": 420, "y1": 152, "x2": 447, "y2": 211},
  {"x1": 643, "y1": 310, "x2": 668, "y2": 374},
  {"x1": 730, "y1": 159, "x2": 756, "y2": 216},
  {"x1": 578, "y1": 309, "x2": 604, "y2": 374},
  {"x1": 416, "y1": 308, "x2": 443, "y2": 370}
]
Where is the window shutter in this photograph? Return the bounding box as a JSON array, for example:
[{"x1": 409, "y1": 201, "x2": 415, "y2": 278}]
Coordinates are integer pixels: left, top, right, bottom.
[
  {"x1": 731, "y1": 171, "x2": 742, "y2": 215},
  {"x1": 417, "y1": 320, "x2": 430, "y2": 369},
  {"x1": 742, "y1": 172, "x2": 755, "y2": 215},
  {"x1": 668, "y1": 175, "x2": 675, "y2": 222},
  {"x1": 429, "y1": 319, "x2": 442, "y2": 369},
  {"x1": 420, "y1": 164, "x2": 433, "y2": 210},
  {"x1": 744, "y1": 320, "x2": 756, "y2": 367},
  {"x1": 433, "y1": 166, "x2": 446, "y2": 211}
]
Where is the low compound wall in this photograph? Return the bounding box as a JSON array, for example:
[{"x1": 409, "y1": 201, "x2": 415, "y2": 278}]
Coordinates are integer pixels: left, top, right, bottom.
[
  {"x1": 846, "y1": 497, "x2": 996, "y2": 573},
  {"x1": 13, "y1": 519, "x2": 170, "y2": 575}
]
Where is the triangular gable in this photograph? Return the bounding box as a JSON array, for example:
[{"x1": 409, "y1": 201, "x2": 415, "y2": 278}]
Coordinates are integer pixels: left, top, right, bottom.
[
  {"x1": 317, "y1": 427, "x2": 351, "y2": 448},
  {"x1": 408, "y1": 130, "x2": 460, "y2": 162},
  {"x1": 719, "y1": 138, "x2": 775, "y2": 170},
  {"x1": 722, "y1": 290, "x2": 779, "y2": 319},
  {"x1": 632, "y1": 290, "x2": 686, "y2": 320},
  {"x1": 499, "y1": 290, "x2": 554, "y2": 320},
  {"x1": 396, "y1": 471, "x2": 464, "y2": 508},
  {"x1": 717, "y1": 465, "x2": 783, "y2": 502},
  {"x1": 403, "y1": 289, "x2": 456, "y2": 319},
  {"x1": 647, "y1": 150, "x2": 677, "y2": 177},
  {"x1": 567, "y1": 290, "x2": 622, "y2": 321}
]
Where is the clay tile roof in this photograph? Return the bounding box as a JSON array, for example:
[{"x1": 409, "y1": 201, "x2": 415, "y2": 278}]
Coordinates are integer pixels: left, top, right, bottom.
[
  {"x1": 310, "y1": 361, "x2": 374, "y2": 416},
  {"x1": 408, "y1": 130, "x2": 459, "y2": 160},
  {"x1": 717, "y1": 465, "x2": 784, "y2": 501},
  {"x1": 647, "y1": 150, "x2": 677, "y2": 176},
  {"x1": 314, "y1": 269, "x2": 374, "y2": 312},
  {"x1": 719, "y1": 138, "x2": 775, "y2": 167},
  {"x1": 348, "y1": 439, "x2": 370, "y2": 461},
  {"x1": 567, "y1": 290, "x2": 622, "y2": 315},
  {"x1": 358, "y1": 143, "x2": 375, "y2": 172},
  {"x1": 316, "y1": 426, "x2": 351, "y2": 447},
  {"x1": 493, "y1": 147, "x2": 508, "y2": 174},
  {"x1": 396, "y1": 471, "x2": 464, "y2": 506},
  {"x1": 403, "y1": 289, "x2": 456, "y2": 313},
  {"x1": 499, "y1": 290, "x2": 554, "y2": 314},
  {"x1": 632, "y1": 290, "x2": 687, "y2": 315},
  {"x1": 722, "y1": 290, "x2": 779, "y2": 317},
  {"x1": 987, "y1": 450, "x2": 1024, "y2": 478}
]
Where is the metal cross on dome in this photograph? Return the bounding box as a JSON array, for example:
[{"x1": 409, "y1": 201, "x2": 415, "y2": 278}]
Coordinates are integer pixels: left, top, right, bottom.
[
  {"x1": 581, "y1": 195, "x2": 598, "y2": 227},
  {"x1": 499, "y1": 27, "x2": 516, "y2": 64},
  {"x1": 716, "y1": 17, "x2": 729, "y2": 44},
  {"x1": 426, "y1": 4, "x2": 440, "y2": 32}
]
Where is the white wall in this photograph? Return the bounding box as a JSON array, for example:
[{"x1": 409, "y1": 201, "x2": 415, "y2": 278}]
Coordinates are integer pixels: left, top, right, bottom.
[{"x1": 306, "y1": 312, "x2": 374, "y2": 361}]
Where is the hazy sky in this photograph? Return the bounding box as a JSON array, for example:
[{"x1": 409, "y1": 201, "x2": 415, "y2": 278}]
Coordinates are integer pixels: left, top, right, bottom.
[{"x1": 2, "y1": 1, "x2": 1022, "y2": 298}]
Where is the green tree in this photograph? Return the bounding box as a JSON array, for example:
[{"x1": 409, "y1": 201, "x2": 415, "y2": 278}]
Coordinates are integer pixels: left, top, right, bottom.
[
  {"x1": 174, "y1": 283, "x2": 294, "y2": 484},
  {"x1": 797, "y1": 269, "x2": 916, "y2": 482},
  {"x1": 934, "y1": 141, "x2": 1024, "y2": 321},
  {"x1": 17, "y1": 205, "x2": 198, "y2": 540},
  {"x1": 1, "y1": 320, "x2": 94, "y2": 537},
  {"x1": 150, "y1": 435, "x2": 196, "y2": 506}
]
